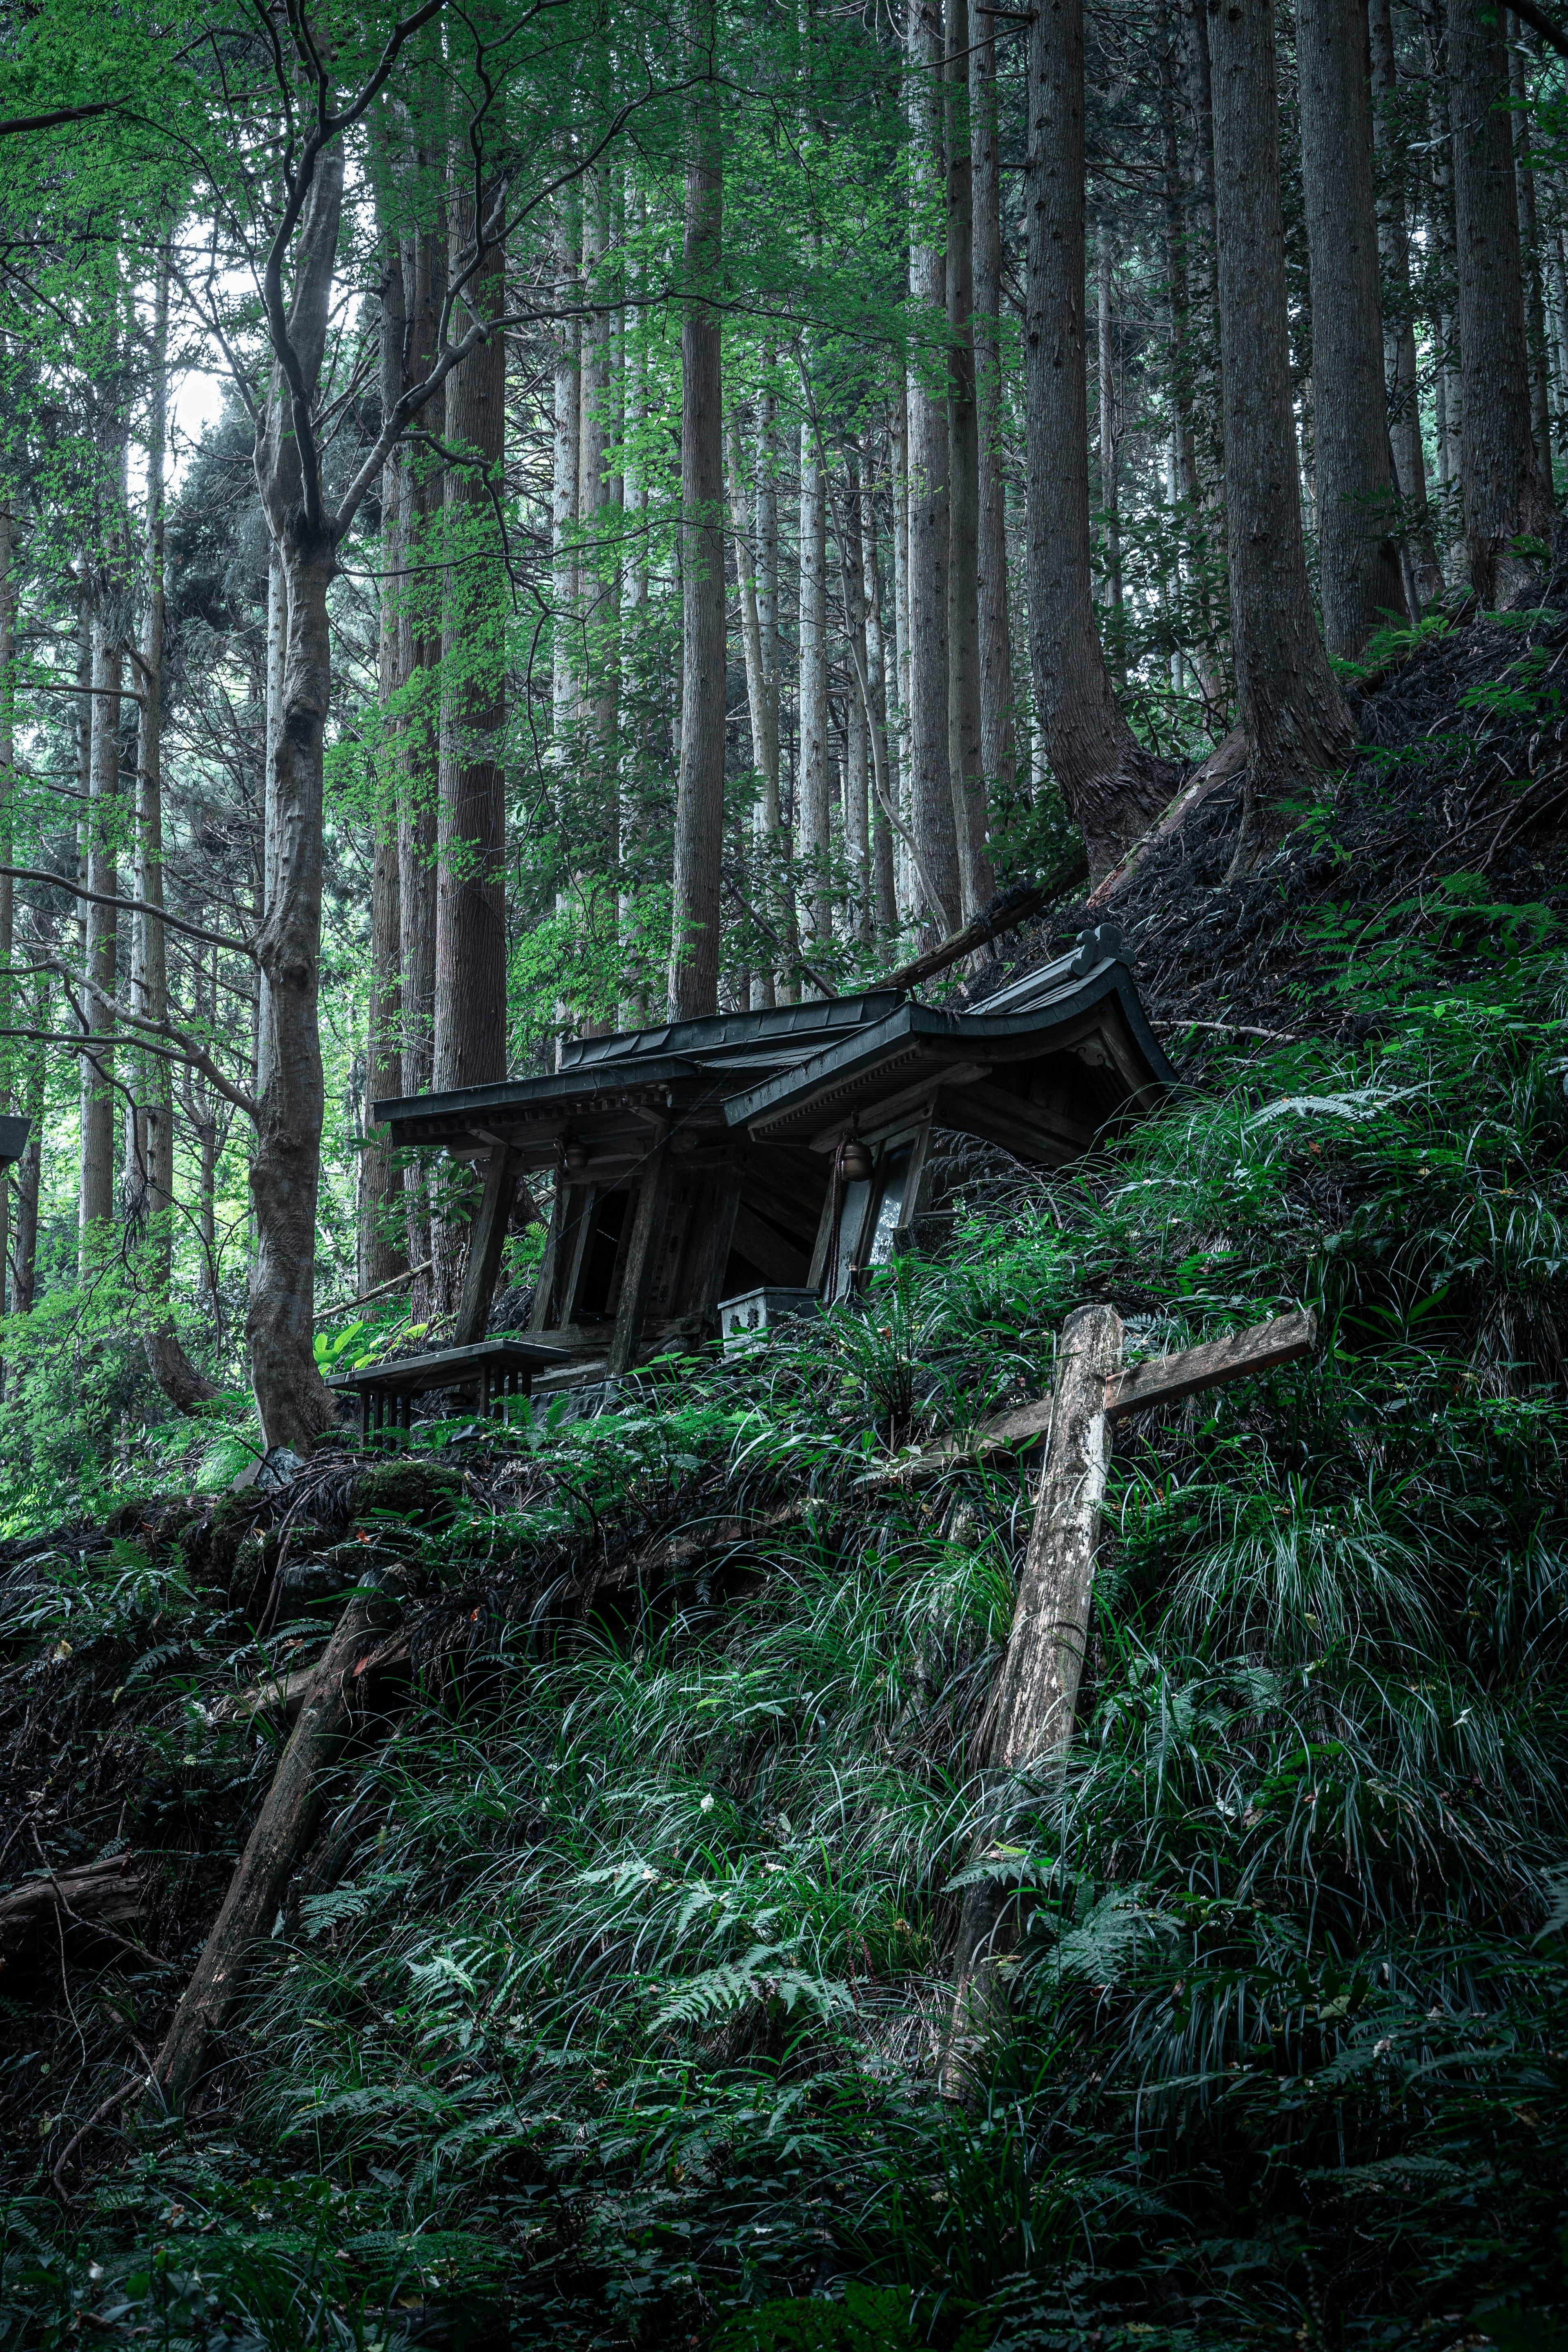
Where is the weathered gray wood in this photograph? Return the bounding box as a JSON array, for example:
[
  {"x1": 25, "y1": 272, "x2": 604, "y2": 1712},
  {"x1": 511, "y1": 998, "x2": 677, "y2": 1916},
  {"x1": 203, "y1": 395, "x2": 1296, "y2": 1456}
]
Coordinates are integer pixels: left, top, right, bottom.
[
  {"x1": 148, "y1": 1597, "x2": 379, "y2": 2107},
  {"x1": 984, "y1": 1303, "x2": 1124, "y2": 1772},
  {"x1": 607, "y1": 1136, "x2": 670, "y2": 1375},
  {"x1": 946, "y1": 1303, "x2": 1122, "y2": 2090},
  {"x1": 1106, "y1": 1307, "x2": 1317, "y2": 1422},
  {"x1": 452, "y1": 1145, "x2": 521, "y2": 1346}
]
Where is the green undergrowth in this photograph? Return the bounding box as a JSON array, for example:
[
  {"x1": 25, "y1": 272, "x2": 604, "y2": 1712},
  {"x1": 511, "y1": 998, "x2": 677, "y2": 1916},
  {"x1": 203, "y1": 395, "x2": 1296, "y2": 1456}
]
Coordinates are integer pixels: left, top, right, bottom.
[{"x1": 4, "y1": 956, "x2": 1568, "y2": 2348}]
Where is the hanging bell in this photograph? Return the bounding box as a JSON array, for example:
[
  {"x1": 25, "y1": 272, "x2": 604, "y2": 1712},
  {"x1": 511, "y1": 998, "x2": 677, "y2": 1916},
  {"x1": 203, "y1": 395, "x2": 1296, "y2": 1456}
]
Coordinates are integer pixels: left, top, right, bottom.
[
  {"x1": 564, "y1": 1140, "x2": 590, "y2": 1173},
  {"x1": 841, "y1": 1139, "x2": 874, "y2": 1183}
]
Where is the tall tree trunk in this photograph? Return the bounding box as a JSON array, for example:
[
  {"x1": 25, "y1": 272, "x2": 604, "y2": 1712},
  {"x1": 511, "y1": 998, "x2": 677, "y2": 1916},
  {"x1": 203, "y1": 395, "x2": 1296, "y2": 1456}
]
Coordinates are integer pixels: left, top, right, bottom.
[
  {"x1": 0, "y1": 501, "x2": 11, "y2": 1340},
  {"x1": 1208, "y1": 0, "x2": 1353, "y2": 869},
  {"x1": 1369, "y1": 0, "x2": 1445, "y2": 606},
  {"x1": 668, "y1": 5, "x2": 726, "y2": 1019},
  {"x1": 248, "y1": 147, "x2": 345, "y2": 1455},
  {"x1": 1296, "y1": 0, "x2": 1408, "y2": 659},
  {"x1": 580, "y1": 161, "x2": 621, "y2": 1014},
  {"x1": 80, "y1": 599, "x2": 120, "y2": 1266},
  {"x1": 842, "y1": 468, "x2": 873, "y2": 942},
  {"x1": 757, "y1": 370, "x2": 796, "y2": 1002},
  {"x1": 363, "y1": 203, "x2": 409, "y2": 1296},
  {"x1": 946, "y1": 0, "x2": 993, "y2": 917},
  {"x1": 137, "y1": 255, "x2": 219, "y2": 1410},
  {"x1": 433, "y1": 185, "x2": 507, "y2": 1095},
  {"x1": 1507, "y1": 22, "x2": 1557, "y2": 499},
  {"x1": 1449, "y1": 0, "x2": 1551, "y2": 601},
  {"x1": 400, "y1": 210, "x2": 443, "y2": 1304},
  {"x1": 1096, "y1": 219, "x2": 1126, "y2": 680},
  {"x1": 13, "y1": 981, "x2": 44, "y2": 1313},
  {"x1": 907, "y1": 0, "x2": 962, "y2": 932},
  {"x1": 890, "y1": 388, "x2": 917, "y2": 916},
  {"x1": 727, "y1": 403, "x2": 778, "y2": 1006},
  {"x1": 1024, "y1": 0, "x2": 1177, "y2": 882},
  {"x1": 861, "y1": 470, "x2": 900, "y2": 931},
  {"x1": 971, "y1": 9, "x2": 1016, "y2": 811},
  {"x1": 797, "y1": 405, "x2": 831, "y2": 969}
]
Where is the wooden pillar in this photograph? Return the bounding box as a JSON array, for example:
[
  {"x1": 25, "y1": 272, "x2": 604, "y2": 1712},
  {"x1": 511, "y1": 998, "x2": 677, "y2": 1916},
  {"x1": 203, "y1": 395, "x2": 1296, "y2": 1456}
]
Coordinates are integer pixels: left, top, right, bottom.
[
  {"x1": 946, "y1": 1303, "x2": 1123, "y2": 2083},
  {"x1": 607, "y1": 1135, "x2": 670, "y2": 1375},
  {"x1": 453, "y1": 1143, "x2": 521, "y2": 1346}
]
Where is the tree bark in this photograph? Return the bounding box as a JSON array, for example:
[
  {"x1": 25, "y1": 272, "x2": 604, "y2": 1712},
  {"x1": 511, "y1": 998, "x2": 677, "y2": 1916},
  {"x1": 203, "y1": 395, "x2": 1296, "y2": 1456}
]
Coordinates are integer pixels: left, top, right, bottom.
[
  {"x1": 399, "y1": 212, "x2": 442, "y2": 1091},
  {"x1": 79, "y1": 599, "x2": 120, "y2": 1263},
  {"x1": 797, "y1": 405, "x2": 832, "y2": 969},
  {"x1": 971, "y1": 10, "x2": 1017, "y2": 812},
  {"x1": 0, "y1": 503, "x2": 10, "y2": 1336},
  {"x1": 727, "y1": 403, "x2": 779, "y2": 1004},
  {"x1": 433, "y1": 185, "x2": 508, "y2": 1095},
  {"x1": 1296, "y1": 0, "x2": 1408, "y2": 660},
  {"x1": 579, "y1": 160, "x2": 622, "y2": 1027},
  {"x1": 890, "y1": 387, "x2": 917, "y2": 917},
  {"x1": 1507, "y1": 22, "x2": 1557, "y2": 501},
  {"x1": 842, "y1": 465, "x2": 872, "y2": 941},
  {"x1": 1449, "y1": 0, "x2": 1551, "y2": 601},
  {"x1": 861, "y1": 473, "x2": 900, "y2": 931},
  {"x1": 1207, "y1": 0, "x2": 1353, "y2": 871},
  {"x1": 1024, "y1": 0, "x2": 1178, "y2": 884},
  {"x1": 13, "y1": 982, "x2": 44, "y2": 1312},
  {"x1": 249, "y1": 146, "x2": 345, "y2": 1455},
  {"x1": 137, "y1": 253, "x2": 219, "y2": 1411},
  {"x1": 1095, "y1": 219, "x2": 1126, "y2": 679},
  {"x1": 361, "y1": 199, "x2": 409, "y2": 1296},
  {"x1": 907, "y1": 0, "x2": 962, "y2": 932},
  {"x1": 400, "y1": 211, "x2": 443, "y2": 1305},
  {"x1": 668, "y1": 13, "x2": 726, "y2": 1019},
  {"x1": 947, "y1": 0, "x2": 993, "y2": 918},
  {"x1": 1369, "y1": 0, "x2": 1445, "y2": 607}
]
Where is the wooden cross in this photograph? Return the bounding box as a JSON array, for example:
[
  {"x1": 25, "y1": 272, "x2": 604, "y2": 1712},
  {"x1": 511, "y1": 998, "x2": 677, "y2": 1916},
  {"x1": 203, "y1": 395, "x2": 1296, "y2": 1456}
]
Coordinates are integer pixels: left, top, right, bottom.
[{"x1": 945, "y1": 1299, "x2": 1316, "y2": 2083}]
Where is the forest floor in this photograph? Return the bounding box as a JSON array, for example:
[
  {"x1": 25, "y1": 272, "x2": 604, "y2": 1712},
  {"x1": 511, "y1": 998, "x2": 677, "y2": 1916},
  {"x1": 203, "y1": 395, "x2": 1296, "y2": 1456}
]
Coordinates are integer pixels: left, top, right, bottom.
[{"x1": 2, "y1": 600, "x2": 1567, "y2": 2350}]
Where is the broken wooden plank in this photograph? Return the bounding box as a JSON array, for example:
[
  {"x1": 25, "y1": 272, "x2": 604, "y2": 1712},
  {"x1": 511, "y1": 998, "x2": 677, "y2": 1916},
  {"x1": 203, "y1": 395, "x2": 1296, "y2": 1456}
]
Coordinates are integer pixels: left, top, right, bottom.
[{"x1": 1105, "y1": 1308, "x2": 1317, "y2": 1423}]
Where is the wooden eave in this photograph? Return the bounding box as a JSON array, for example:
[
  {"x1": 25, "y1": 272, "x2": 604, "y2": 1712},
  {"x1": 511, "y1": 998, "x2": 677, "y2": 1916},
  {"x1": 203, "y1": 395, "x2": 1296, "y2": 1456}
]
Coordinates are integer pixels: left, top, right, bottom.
[{"x1": 722, "y1": 960, "x2": 1176, "y2": 1156}]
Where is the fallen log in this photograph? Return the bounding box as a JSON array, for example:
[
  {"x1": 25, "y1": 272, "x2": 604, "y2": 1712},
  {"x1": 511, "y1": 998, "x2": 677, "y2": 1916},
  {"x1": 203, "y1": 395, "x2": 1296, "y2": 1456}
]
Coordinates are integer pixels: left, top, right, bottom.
[
  {"x1": 148, "y1": 1595, "x2": 381, "y2": 2107},
  {"x1": 0, "y1": 1854, "x2": 145, "y2": 1942}
]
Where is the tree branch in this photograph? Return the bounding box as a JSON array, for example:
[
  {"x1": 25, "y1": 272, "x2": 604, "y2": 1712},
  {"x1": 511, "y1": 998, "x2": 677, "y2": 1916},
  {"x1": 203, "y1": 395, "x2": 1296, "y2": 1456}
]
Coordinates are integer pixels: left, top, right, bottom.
[{"x1": 0, "y1": 869, "x2": 254, "y2": 959}]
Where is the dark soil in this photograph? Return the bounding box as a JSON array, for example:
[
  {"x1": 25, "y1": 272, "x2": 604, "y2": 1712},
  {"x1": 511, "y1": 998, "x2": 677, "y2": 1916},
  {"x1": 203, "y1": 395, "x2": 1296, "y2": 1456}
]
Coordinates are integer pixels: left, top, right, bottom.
[{"x1": 966, "y1": 595, "x2": 1568, "y2": 1049}]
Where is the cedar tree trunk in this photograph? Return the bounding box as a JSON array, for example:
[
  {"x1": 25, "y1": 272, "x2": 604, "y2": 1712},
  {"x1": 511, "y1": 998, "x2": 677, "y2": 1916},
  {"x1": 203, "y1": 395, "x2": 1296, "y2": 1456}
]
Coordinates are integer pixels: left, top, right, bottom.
[
  {"x1": 1024, "y1": 0, "x2": 1177, "y2": 882},
  {"x1": 1207, "y1": 0, "x2": 1353, "y2": 870},
  {"x1": 1449, "y1": 0, "x2": 1550, "y2": 602},
  {"x1": 1296, "y1": 0, "x2": 1407, "y2": 659},
  {"x1": 668, "y1": 19, "x2": 726, "y2": 1019}
]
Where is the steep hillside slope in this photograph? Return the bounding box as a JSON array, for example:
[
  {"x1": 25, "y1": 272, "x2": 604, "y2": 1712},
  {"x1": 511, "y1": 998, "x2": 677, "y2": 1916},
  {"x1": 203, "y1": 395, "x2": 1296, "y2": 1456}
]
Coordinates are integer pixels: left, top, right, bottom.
[{"x1": 2, "y1": 608, "x2": 1566, "y2": 2351}]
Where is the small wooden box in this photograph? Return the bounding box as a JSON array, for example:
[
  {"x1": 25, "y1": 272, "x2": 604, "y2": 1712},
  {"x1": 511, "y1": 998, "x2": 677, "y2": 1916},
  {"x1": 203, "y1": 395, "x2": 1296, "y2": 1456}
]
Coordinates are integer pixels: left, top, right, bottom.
[{"x1": 717, "y1": 1287, "x2": 821, "y2": 1353}]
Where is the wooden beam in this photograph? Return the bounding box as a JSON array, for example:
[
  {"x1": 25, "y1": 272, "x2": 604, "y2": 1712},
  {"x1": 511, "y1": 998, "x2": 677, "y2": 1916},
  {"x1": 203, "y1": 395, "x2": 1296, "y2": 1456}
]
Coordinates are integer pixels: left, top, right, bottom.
[
  {"x1": 452, "y1": 1145, "x2": 522, "y2": 1347},
  {"x1": 1106, "y1": 1309, "x2": 1317, "y2": 1422},
  {"x1": 984, "y1": 1304, "x2": 1123, "y2": 1771},
  {"x1": 607, "y1": 1136, "x2": 670, "y2": 1375}
]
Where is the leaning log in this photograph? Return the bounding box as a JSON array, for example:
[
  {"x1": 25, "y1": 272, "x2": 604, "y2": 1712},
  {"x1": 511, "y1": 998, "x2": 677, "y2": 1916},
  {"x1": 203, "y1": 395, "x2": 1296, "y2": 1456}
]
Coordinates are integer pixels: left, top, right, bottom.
[{"x1": 148, "y1": 1595, "x2": 379, "y2": 2107}]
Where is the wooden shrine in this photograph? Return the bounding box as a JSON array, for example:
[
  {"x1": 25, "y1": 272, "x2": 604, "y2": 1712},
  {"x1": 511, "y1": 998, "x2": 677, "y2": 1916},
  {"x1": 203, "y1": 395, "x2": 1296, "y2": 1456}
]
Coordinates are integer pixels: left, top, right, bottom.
[{"x1": 372, "y1": 926, "x2": 1177, "y2": 1394}]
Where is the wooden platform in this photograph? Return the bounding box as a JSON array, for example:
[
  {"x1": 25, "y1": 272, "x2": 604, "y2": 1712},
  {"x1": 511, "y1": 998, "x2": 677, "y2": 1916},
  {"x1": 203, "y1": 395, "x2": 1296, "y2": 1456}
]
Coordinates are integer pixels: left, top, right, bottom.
[{"x1": 327, "y1": 1337, "x2": 571, "y2": 1443}]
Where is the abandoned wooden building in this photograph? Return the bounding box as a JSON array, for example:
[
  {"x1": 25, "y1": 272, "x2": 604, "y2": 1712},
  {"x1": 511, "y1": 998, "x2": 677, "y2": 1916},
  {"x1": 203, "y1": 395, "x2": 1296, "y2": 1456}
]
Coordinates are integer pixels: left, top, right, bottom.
[{"x1": 368, "y1": 927, "x2": 1176, "y2": 1410}]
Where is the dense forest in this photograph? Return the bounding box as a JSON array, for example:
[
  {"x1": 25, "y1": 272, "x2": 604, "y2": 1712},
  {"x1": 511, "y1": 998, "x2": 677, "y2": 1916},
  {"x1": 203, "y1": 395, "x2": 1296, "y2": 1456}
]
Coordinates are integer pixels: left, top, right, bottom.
[{"x1": 0, "y1": 0, "x2": 1566, "y2": 2343}]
